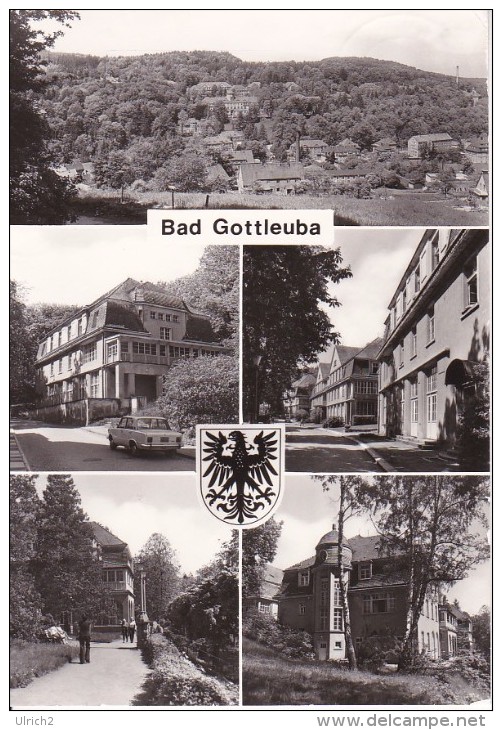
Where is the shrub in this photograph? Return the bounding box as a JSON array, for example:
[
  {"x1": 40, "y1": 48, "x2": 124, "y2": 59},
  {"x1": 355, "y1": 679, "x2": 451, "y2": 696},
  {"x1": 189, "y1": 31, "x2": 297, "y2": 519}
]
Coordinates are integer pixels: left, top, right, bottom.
[
  {"x1": 322, "y1": 416, "x2": 344, "y2": 428},
  {"x1": 243, "y1": 612, "x2": 315, "y2": 660},
  {"x1": 352, "y1": 415, "x2": 377, "y2": 426},
  {"x1": 357, "y1": 634, "x2": 403, "y2": 670},
  {"x1": 134, "y1": 634, "x2": 238, "y2": 706}
]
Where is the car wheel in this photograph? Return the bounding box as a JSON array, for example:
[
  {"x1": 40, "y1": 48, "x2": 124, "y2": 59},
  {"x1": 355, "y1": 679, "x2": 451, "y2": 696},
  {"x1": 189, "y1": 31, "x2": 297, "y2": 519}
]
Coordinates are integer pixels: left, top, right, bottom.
[
  {"x1": 109, "y1": 437, "x2": 117, "y2": 450},
  {"x1": 129, "y1": 441, "x2": 138, "y2": 456}
]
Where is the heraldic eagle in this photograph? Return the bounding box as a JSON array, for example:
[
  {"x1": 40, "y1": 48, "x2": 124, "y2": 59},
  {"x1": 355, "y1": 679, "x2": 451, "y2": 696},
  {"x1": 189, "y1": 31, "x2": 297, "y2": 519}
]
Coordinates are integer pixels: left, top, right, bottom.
[{"x1": 202, "y1": 430, "x2": 278, "y2": 524}]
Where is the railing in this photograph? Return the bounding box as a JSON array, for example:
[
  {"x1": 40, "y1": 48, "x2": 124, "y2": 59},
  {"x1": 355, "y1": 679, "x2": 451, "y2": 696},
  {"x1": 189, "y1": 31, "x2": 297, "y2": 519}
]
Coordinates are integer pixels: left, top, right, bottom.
[{"x1": 114, "y1": 353, "x2": 170, "y2": 365}]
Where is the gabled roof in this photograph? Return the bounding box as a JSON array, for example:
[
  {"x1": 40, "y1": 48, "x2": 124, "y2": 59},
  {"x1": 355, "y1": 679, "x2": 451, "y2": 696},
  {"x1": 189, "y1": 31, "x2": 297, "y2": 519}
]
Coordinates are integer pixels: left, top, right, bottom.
[
  {"x1": 239, "y1": 163, "x2": 303, "y2": 187},
  {"x1": 90, "y1": 521, "x2": 127, "y2": 548},
  {"x1": 354, "y1": 337, "x2": 383, "y2": 360},
  {"x1": 409, "y1": 133, "x2": 453, "y2": 143}
]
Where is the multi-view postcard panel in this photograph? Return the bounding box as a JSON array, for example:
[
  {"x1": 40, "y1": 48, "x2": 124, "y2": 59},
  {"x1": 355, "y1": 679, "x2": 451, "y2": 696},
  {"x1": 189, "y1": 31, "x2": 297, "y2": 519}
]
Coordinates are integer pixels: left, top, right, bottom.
[{"x1": 9, "y1": 8, "x2": 491, "y2": 713}]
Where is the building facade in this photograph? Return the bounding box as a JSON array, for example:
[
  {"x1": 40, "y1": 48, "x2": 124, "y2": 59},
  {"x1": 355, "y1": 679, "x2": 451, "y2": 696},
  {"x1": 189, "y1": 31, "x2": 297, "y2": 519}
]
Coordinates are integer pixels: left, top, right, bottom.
[
  {"x1": 408, "y1": 133, "x2": 458, "y2": 158},
  {"x1": 277, "y1": 528, "x2": 442, "y2": 662},
  {"x1": 35, "y1": 279, "x2": 229, "y2": 419},
  {"x1": 90, "y1": 522, "x2": 135, "y2": 631},
  {"x1": 243, "y1": 564, "x2": 284, "y2": 620},
  {"x1": 377, "y1": 229, "x2": 489, "y2": 449},
  {"x1": 315, "y1": 339, "x2": 381, "y2": 425}
]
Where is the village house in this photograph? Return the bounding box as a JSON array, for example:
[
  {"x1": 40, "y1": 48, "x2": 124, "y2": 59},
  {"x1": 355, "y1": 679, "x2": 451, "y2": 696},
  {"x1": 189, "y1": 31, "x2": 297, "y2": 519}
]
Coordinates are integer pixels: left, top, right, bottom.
[
  {"x1": 463, "y1": 135, "x2": 489, "y2": 164},
  {"x1": 377, "y1": 229, "x2": 489, "y2": 450},
  {"x1": 243, "y1": 564, "x2": 283, "y2": 620},
  {"x1": 407, "y1": 133, "x2": 458, "y2": 159},
  {"x1": 237, "y1": 162, "x2": 304, "y2": 194},
  {"x1": 34, "y1": 278, "x2": 229, "y2": 424},
  {"x1": 372, "y1": 137, "x2": 398, "y2": 154},
  {"x1": 90, "y1": 522, "x2": 135, "y2": 633},
  {"x1": 283, "y1": 370, "x2": 317, "y2": 421},
  {"x1": 288, "y1": 138, "x2": 329, "y2": 162},
  {"x1": 313, "y1": 339, "x2": 382, "y2": 426},
  {"x1": 328, "y1": 139, "x2": 361, "y2": 162},
  {"x1": 276, "y1": 527, "x2": 443, "y2": 661}
]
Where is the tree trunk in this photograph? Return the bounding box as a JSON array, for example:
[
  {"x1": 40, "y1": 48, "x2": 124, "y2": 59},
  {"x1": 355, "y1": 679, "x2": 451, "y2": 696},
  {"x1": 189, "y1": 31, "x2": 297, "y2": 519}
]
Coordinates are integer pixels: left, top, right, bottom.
[{"x1": 339, "y1": 477, "x2": 357, "y2": 670}]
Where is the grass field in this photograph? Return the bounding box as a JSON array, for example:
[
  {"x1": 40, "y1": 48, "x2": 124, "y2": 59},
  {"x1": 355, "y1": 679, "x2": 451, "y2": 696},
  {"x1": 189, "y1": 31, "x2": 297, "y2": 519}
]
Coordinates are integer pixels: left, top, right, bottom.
[
  {"x1": 242, "y1": 638, "x2": 489, "y2": 707},
  {"x1": 74, "y1": 188, "x2": 488, "y2": 227},
  {"x1": 10, "y1": 639, "x2": 79, "y2": 688}
]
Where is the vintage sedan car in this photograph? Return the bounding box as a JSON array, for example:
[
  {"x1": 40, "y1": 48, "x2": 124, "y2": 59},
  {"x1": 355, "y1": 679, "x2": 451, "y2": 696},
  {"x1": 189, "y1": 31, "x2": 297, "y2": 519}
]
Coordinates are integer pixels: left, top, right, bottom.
[{"x1": 108, "y1": 416, "x2": 182, "y2": 456}]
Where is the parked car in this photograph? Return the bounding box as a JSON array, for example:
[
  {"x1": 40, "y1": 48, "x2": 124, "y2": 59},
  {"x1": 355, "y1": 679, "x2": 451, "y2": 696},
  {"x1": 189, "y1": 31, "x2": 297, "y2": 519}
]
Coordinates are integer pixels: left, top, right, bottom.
[{"x1": 108, "y1": 416, "x2": 182, "y2": 456}]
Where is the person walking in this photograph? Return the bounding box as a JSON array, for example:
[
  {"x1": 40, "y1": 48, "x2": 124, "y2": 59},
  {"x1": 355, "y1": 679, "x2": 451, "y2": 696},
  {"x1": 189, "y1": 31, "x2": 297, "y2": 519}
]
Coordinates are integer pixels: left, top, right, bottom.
[
  {"x1": 78, "y1": 614, "x2": 92, "y2": 664},
  {"x1": 128, "y1": 617, "x2": 136, "y2": 644},
  {"x1": 121, "y1": 618, "x2": 128, "y2": 642}
]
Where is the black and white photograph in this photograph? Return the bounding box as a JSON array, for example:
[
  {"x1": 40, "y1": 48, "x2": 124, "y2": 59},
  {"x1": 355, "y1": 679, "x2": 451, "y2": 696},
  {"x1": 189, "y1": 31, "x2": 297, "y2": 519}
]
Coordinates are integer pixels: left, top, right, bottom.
[
  {"x1": 242, "y1": 474, "x2": 490, "y2": 707},
  {"x1": 10, "y1": 228, "x2": 239, "y2": 471},
  {"x1": 10, "y1": 473, "x2": 239, "y2": 707},
  {"x1": 243, "y1": 228, "x2": 490, "y2": 473},
  {"x1": 10, "y1": 9, "x2": 489, "y2": 227}
]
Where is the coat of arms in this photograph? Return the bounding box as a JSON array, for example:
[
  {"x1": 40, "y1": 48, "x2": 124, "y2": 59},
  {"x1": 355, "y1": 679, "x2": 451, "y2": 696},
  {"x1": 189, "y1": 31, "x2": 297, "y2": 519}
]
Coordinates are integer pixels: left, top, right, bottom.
[{"x1": 198, "y1": 427, "x2": 283, "y2": 526}]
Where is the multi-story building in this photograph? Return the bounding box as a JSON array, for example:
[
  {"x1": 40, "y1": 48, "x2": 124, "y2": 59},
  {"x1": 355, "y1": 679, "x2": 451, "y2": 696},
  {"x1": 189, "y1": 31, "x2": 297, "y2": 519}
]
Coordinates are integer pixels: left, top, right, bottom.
[
  {"x1": 377, "y1": 229, "x2": 489, "y2": 449},
  {"x1": 243, "y1": 564, "x2": 284, "y2": 620},
  {"x1": 283, "y1": 370, "x2": 316, "y2": 421},
  {"x1": 408, "y1": 133, "x2": 458, "y2": 158},
  {"x1": 319, "y1": 339, "x2": 382, "y2": 426},
  {"x1": 35, "y1": 278, "x2": 229, "y2": 423},
  {"x1": 276, "y1": 527, "x2": 442, "y2": 661},
  {"x1": 90, "y1": 522, "x2": 135, "y2": 631}
]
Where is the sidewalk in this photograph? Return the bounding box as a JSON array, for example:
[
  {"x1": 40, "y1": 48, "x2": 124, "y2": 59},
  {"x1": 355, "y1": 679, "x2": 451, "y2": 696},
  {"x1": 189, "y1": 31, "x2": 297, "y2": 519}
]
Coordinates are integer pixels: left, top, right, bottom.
[
  {"x1": 10, "y1": 431, "x2": 29, "y2": 471},
  {"x1": 349, "y1": 433, "x2": 461, "y2": 473},
  {"x1": 10, "y1": 639, "x2": 149, "y2": 708}
]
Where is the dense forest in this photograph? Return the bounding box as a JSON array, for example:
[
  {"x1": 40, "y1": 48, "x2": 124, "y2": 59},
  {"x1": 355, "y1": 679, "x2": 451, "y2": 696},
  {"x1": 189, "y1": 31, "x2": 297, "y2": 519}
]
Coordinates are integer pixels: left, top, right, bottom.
[{"x1": 39, "y1": 50, "x2": 488, "y2": 189}]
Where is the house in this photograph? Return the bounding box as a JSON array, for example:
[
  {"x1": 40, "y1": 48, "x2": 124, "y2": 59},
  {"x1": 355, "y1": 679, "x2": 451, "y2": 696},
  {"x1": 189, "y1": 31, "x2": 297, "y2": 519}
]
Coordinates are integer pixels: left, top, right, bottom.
[
  {"x1": 237, "y1": 163, "x2": 304, "y2": 194},
  {"x1": 283, "y1": 370, "x2": 316, "y2": 420},
  {"x1": 408, "y1": 133, "x2": 458, "y2": 159},
  {"x1": 34, "y1": 278, "x2": 230, "y2": 424},
  {"x1": 320, "y1": 339, "x2": 382, "y2": 426},
  {"x1": 277, "y1": 527, "x2": 442, "y2": 661},
  {"x1": 377, "y1": 229, "x2": 490, "y2": 449},
  {"x1": 201, "y1": 95, "x2": 259, "y2": 119},
  {"x1": 372, "y1": 138, "x2": 398, "y2": 154},
  {"x1": 288, "y1": 138, "x2": 329, "y2": 162},
  {"x1": 439, "y1": 601, "x2": 460, "y2": 658},
  {"x1": 206, "y1": 163, "x2": 231, "y2": 189},
  {"x1": 243, "y1": 564, "x2": 283, "y2": 619},
  {"x1": 90, "y1": 522, "x2": 135, "y2": 632},
  {"x1": 330, "y1": 168, "x2": 372, "y2": 185},
  {"x1": 177, "y1": 117, "x2": 200, "y2": 136},
  {"x1": 228, "y1": 149, "x2": 258, "y2": 170},
  {"x1": 471, "y1": 170, "x2": 489, "y2": 203},
  {"x1": 463, "y1": 135, "x2": 489, "y2": 164},
  {"x1": 328, "y1": 139, "x2": 361, "y2": 162}
]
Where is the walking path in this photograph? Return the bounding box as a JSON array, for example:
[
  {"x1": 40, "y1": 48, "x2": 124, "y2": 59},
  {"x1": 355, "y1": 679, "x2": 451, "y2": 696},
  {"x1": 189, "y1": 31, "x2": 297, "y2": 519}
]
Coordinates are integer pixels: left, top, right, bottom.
[{"x1": 10, "y1": 639, "x2": 149, "y2": 708}]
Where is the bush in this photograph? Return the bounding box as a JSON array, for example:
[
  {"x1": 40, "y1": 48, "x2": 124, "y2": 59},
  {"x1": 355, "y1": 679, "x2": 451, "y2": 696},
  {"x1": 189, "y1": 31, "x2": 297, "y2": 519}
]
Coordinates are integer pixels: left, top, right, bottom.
[
  {"x1": 357, "y1": 634, "x2": 403, "y2": 670},
  {"x1": 243, "y1": 612, "x2": 315, "y2": 660},
  {"x1": 134, "y1": 634, "x2": 238, "y2": 706},
  {"x1": 322, "y1": 416, "x2": 344, "y2": 428},
  {"x1": 352, "y1": 415, "x2": 377, "y2": 426}
]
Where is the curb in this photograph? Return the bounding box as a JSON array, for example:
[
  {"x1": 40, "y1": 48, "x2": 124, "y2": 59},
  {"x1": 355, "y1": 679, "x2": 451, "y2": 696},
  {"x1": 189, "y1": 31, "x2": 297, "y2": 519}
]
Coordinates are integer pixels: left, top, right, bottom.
[
  {"x1": 10, "y1": 432, "x2": 30, "y2": 471},
  {"x1": 347, "y1": 436, "x2": 394, "y2": 472}
]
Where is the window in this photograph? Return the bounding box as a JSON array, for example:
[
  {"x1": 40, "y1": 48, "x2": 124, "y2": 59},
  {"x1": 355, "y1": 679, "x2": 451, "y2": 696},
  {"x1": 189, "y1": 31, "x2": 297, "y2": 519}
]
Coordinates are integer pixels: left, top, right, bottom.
[
  {"x1": 82, "y1": 343, "x2": 97, "y2": 363},
  {"x1": 363, "y1": 593, "x2": 396, "y2": 614},
  {"x1": 160, "y1": 327, "x2": 172, "y2": 341},
  {"x1": 107, "y1": 341, "x2": 118, "y2": 361},
  {"x1": 157, "y1": 312, "x2": 164, "y2": 320},
  {"x1": 427, "y1": 307, "x2": 435, "y2": 343},
  {"x1": 133, "y1": 342, "x2": 157, "y2": 355},
  {"x1": 172, "y1": 315, "x2": 179, "y2": 323},
  {"x1": 359, "y1": 562, "x2": 372, "y2": 580},
  {"x1": 464, "y1": 258, "x2": 478, "y2": 308},
  {"x1": 121, "y1": 342, "x2": 129, "y2": 353},
  {"x1": 426, "y1": 365, "x2": 437, "y2": 423},
  {"x1": 58, "y1": 331, "x2": 62, "y2": 347},
  {"x1": 90, "y1": 372, "x2": 99, "y2": 398},
  {"x1": 320, "y1": 607, "x2": 328, "y2": 631},
  {"x1": 58, "y1": 359, "x2": 62, "y2": 373},
  {"x1": 298, "y1": 569, "x2": 310, "y2": 587},
  {"x1": 399, "y1": 341, "x2": 404, "y2": 368},
  {"x1": 67, "y1": 325, "x2": 71, "y2": 341},
  {"x1": 333, "y1": 579, "x2": 341, "y2": 606},
  {"x1": 431, "y1": 234, "x2": 440, "y2": 270},
  {"x1": 411, "y1": 328, "x2": 417, "y2": 358},
  {"x1": 410, "y1": 379, "x2": 418, "y2": 423},
  {"x1": 355, "y1": 381, "x2": 378, "y2": 394},
  {"x1": 150, "y1": 311, "x2": 156, "y2": 319},
  {"x1": 78, "y1": 318, "x2": 83, "y2": 336},
  {"x1": 299, "y1": 603, "x2": 306, "y2": 615},
  {"x1": 258, "y1": 603, "x2": 270, "y2": 614},
  {"x1": 92, "y1": 310, "x2": 99, "y2": 327},
  {"x1": 371, "y1": 361, "x2": 379, "y2": 375},
  {"x1": 165, "y1": 314, "x2": 171, "y2": 322},
  {"x1": 159, "y1": 344, "x2": 166, "y2": 356},
  {"x1": 333, "y1": 607, "x2": 343, "y2": 631},
  {"x1": 414, "y1": 264, "x2": 421, "y2": 293}
]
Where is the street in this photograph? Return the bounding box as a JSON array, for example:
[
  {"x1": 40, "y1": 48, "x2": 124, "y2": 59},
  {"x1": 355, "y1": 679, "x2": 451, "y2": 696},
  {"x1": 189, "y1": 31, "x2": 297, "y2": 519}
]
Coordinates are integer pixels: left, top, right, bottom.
[
  {"x1": 285, "y1": 426, "x2": 462, "y2": 473},
  {"x1": 10, "y1": 419, "x2": 195, "y2": 472}
]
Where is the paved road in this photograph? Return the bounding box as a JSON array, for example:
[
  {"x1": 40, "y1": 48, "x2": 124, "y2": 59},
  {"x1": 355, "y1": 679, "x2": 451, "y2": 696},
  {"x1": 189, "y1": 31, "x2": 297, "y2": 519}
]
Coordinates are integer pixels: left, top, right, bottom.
[
  {"x1": 285, "y1": 427, "x2": 461, "y2": 473},
  {"x1": 10, "y1": 419, "x2": 195, "y2": 472},
  {"x1": 10, "y1": 639, "x2": 149, "y2": 708}
]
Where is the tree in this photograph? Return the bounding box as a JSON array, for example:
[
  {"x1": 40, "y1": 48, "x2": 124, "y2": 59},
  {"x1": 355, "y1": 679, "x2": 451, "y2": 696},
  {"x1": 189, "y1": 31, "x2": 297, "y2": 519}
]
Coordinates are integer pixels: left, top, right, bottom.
[
  {"x1": 10, "y1": 475, "x2": 43, "y2": 638},
  {"x1": 152, "y1": 355, "x2": 239, "y2": 434},
  {"x1": 471, "y1": 605, "x2": 490, "y2": 661},
  {"x1": 242, "y1": 518, "x2": 283, "y2": 598},
  {"x1": 243, "y1": 246, "x2": 352, "y2": 415},
  {"x1": 32, "y1": 474, "x2": 104, "y2": 621},
  {"x1": 135, "y1": 533, "x2": 181, "y2": 622},
  {"x1": 360, "y1": 475, "x2": 490, "y2": 670},
  {"x1": 10, "y1": 280, "x2": 37, "y2": 402},
  {"x1": 457, "y1": 361, "x2": 490, "y2": 472},
  {"x1": 154, "y1": 152, "x2": 208, "y2": 192},
  {"x1": 10, "y1": 10, "x2": 79, "y2": 223}
]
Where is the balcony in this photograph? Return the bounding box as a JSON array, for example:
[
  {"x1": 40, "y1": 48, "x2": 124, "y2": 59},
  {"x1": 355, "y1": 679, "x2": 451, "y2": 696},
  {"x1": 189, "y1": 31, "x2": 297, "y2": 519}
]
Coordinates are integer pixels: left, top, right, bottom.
[{"x1": 108, "y1": 353, "x2": 170, "y2": 366}]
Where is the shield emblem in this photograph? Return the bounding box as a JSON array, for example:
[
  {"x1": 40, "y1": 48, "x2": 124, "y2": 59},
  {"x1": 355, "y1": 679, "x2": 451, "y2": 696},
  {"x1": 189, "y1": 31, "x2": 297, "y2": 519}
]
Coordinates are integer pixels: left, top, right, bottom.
[{"x1": 197, "y1": 425, "x2": 284, "y2": 527}]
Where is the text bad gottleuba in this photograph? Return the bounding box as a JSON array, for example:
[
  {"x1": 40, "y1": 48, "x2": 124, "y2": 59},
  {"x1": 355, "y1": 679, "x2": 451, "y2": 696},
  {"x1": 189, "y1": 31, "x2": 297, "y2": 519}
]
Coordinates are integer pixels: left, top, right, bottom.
[{"x1": 161, "y1": 217, "x2": 322, "y2": 236}]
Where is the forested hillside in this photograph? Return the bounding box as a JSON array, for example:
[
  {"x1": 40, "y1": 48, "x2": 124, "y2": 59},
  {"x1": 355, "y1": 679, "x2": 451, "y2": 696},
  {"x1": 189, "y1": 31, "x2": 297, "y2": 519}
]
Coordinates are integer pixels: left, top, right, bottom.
[{"x1": 39, "y1": 50, "x2": 487, "y2": 188}]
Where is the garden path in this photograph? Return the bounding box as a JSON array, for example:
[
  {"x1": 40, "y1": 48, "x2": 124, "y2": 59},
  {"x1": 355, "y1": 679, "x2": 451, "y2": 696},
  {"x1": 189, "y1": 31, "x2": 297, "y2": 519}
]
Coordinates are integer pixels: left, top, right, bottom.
[{"x1": 10, "y1": 639, "x2": 148, "y2": 708}]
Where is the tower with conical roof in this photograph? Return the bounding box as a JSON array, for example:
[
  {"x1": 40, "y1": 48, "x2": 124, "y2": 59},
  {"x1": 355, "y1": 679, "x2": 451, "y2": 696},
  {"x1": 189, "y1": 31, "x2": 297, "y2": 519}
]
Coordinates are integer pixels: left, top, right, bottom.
[{"x1": 311, "y1": 525, "x2": 352, "y2": 660}]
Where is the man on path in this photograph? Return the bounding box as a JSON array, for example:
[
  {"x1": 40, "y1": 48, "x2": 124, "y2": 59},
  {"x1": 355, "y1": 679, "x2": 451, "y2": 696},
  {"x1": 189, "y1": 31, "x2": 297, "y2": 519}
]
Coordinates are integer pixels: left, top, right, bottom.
[
  {"x1": 121, "y1": 617, "x2": 128, "y2": 642},
  {"x1": 129, "y1": 617, "x2": 136, "y2": 644},
  {"x1": 78, "y1": 614, "x2": 92, "y2": 664}
]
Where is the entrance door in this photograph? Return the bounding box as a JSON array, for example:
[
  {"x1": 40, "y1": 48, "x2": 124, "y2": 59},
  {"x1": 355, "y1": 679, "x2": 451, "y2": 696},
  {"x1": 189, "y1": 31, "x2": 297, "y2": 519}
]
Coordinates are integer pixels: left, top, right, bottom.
[
  {"x1": 318, "y1": 641, "x2": 328, "y2": 661},
  {"x1": 426, "y1": 366, "x2": 438, "y2": 440}
]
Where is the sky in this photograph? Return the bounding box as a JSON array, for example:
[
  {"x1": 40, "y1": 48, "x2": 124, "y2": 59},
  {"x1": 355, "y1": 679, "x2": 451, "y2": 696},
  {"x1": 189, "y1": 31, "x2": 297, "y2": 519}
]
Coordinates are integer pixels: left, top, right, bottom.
[
  {"x1": 39, "y1": 9, "x2": 489, "y2": 78},
  {"x1": 33, "y1": 473, "x2": 232, "y2": 576},
  {"x1": 272, "y1": 475, "x2": 491, "y2": 616}
]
